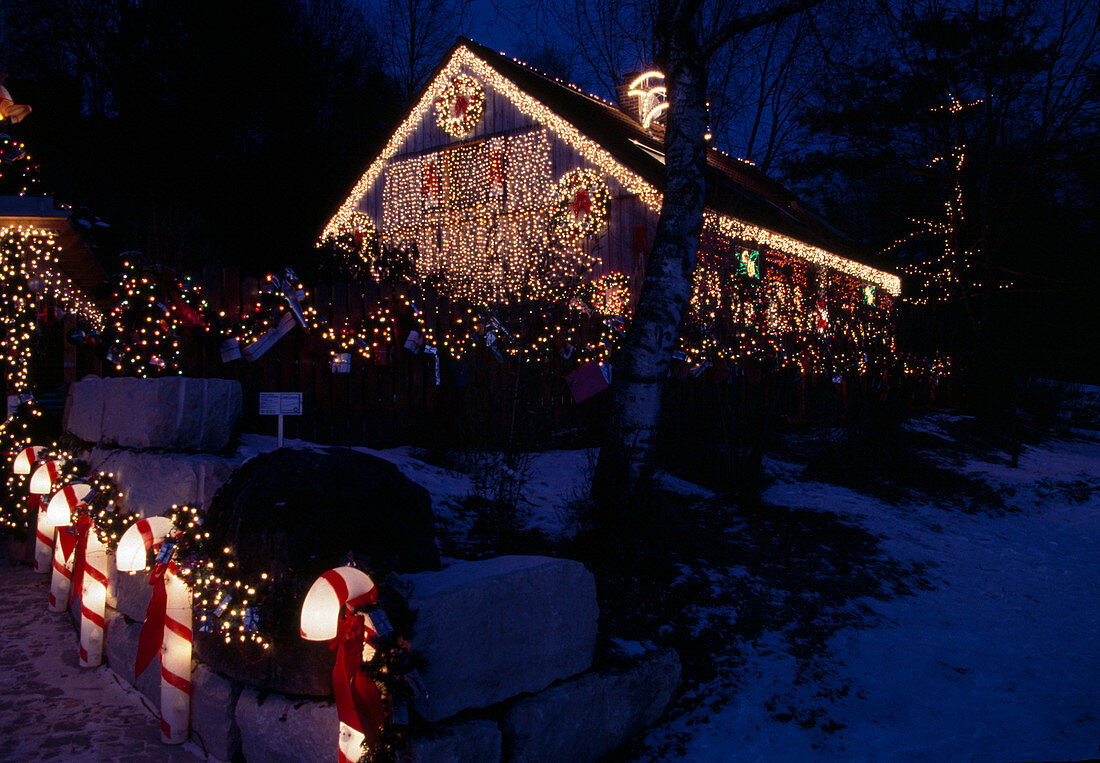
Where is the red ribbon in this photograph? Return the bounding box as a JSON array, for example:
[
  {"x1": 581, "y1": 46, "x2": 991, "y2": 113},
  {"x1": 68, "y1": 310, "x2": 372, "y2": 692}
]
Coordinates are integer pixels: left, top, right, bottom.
[
  {"x1": 66, "y1": 515, "x2": 93, "y2": 608},
  {"x1": 172, "y1": 295, "x2": 205, "y2": 327},
  {"x1": 489, "y1": 150, "x2": 504, "y2": 192},
  {"x1": 422, "y1": 160, "x2": 440, "y2": 199},
  {"x1": 332, "y1": 609, "x2": 385, "y2": 760},
  {"x1": 572, "y1": 189, "x2": 592, "y2": 220},
  {"x1": 136, "y1": 558, "x2": 173, "y2": 678},
  {"x1": 455, "y1": 93, "x2": 469, "y2": 119},
  {"x1": 320, "y1": 569, "x2": 383, "y2": 761}
]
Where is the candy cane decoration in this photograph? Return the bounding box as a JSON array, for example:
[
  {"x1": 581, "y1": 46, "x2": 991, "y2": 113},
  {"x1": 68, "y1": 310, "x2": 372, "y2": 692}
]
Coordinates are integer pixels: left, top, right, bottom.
[
  {"x1": 29, "y1": 459, "x2": 64, "y2": 495},
  {"x1": 32, "y1": 500, "x2": 53, "y2": 574},
  {"x1": 117, "y1": 517, "x2": 192, "y2": 745},
  {"x1": 46, "y1": 484, "x2": 107, "y2": 667},
  {"x1": 46, "y1": 483, "x2": 93, "y2": 526},
  {"x1": 301, "y1": 566, "x2": 384, "y2": 763},
  {"x1": 48, "y1": 531, "x2": 73, "y2": 612},
  {"x1": 12, "y1": 445, "x2": 43, "y2": 474}
]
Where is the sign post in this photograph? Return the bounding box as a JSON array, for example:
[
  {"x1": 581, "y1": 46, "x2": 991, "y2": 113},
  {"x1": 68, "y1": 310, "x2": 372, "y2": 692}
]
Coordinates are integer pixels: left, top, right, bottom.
[{"x1": 259, "y1": 392, "x2": 303, "y2": 447}]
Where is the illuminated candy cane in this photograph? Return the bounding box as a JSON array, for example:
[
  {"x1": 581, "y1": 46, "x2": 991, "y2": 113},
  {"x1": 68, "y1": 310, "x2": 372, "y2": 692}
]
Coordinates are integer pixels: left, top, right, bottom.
[
  {"x1": 300, "y1": 567, "x2": 383, "y2": 763},
  {"x1": 32, "y1": 501, "x2": 53, "y2": 574},
  {"x1": 48, "y1": 532, "x2": 73, "y2": 612},
  {"x1": 47, "y1": 484, "x2": 107, "y2": 667},
  {"x1": 29, "y1": 459, "x2": 64, "y2": 495},
  {"x1": 12, "y1": 445, "x2": 43, "y2": 475},
  {"x1": 117, "y1": 517, "x2": 191, "y2": 745}
]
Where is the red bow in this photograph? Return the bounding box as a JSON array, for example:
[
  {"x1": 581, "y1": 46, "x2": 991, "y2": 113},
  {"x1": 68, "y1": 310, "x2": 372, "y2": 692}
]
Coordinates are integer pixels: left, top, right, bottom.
[
  {"x1": 172, "y1": 296, "x2": 206, "y2": 328},
  {"x1": 136, "y1": 555, "x2": 176, "y2": 678},
  {"x1": 422, "y1": 161, "x2": 440, "y2": 198},
  {"x1": 573, "y1": 189, "x2": 592, "y2": 220},
  {"x1": 455, "y1": 93, "x2": 469, "y2": 119},
  {"x1": 62, "y1": 514, "x2": 93, "y2": 608},
  {"x1": 331, "y1": 600, "x2": 384, "y2": 761}
]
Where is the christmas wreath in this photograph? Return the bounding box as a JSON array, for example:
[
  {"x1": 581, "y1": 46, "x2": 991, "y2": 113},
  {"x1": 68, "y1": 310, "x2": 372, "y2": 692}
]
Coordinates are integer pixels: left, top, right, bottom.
[
  {"x1": 550, "y1": 168, "x2": 611, "y2": 242},
  {"x1": 434, "y1": 74, "x2": 486, "y2": 139}
]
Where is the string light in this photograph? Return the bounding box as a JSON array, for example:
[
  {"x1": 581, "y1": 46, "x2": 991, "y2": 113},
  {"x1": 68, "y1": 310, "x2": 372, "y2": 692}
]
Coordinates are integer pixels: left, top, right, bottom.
[{"x1": 320, "y1": 45, "x2": 899, "y2": 298}]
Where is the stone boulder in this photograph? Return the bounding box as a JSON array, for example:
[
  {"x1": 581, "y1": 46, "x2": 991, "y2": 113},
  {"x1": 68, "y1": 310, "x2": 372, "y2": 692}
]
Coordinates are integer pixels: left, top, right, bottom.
[
  {"x1": 87, "y1": 448, "x2": 240, "y2": 518},
  {"x1": 202, "y1": 447, "x2": 439, "y2": 579},
  {"x1": 398, "y1": 720, "x2": 502, "y2": 763},
  {"x1": 400, "y1": 556, "x2": 598, "y2": 722},
  {"x1": 235, "y1": 690, "x2": 336, "y2": 763},
  {"x1": 500, "y1": 648, "x2": 682, "y2": 763},
  {"x1": 66, "y1": 376, "x2": 242, "y2": 452},
  {"x1": 191, "y1": 665, "x2": 243, "y2": 762},
  {"x1": 195, "y1": 447, "x2": 439, "y2": 695}
]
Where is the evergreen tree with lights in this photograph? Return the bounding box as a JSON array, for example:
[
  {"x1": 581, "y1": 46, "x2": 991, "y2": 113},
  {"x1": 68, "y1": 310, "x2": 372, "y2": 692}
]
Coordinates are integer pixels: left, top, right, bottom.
[{"x1": 105, "y1": 256, "x2": 210, "y2": 377}]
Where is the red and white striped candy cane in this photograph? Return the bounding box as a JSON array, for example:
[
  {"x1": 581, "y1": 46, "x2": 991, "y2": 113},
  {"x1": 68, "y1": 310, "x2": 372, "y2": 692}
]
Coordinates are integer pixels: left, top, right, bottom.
[
  {"x1": 12, "y1": 445, "x2": 43, "y2": 475},
  {"x1": 77, "y1": 531, "x2": 109, "y2": 667},
  {"x1": 48, "y1": 529, "x2": 74, "y2": 612},
  {"x1": 29, "y1": 459, "x2": 64, "y2": 495},
  {"x1": 46, "y1": 483, "x2": 92, "y2": 526},
  {"x1": 301, "y1": 566, "x2": 382, "y2": 763},
  {"x1": 117, "y1": 516, "x2": 191, "y2": 745},
  {"x1": 32, "y1": 497, "x2": 52, "y2": 573}
]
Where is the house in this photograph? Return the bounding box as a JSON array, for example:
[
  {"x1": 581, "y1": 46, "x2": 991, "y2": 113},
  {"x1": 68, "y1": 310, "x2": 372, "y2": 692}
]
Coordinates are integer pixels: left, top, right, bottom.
[
  {"x1": 322, "y1": 39, "x2": 899, "y2": 374},
  {"x1": 0, "y1": 195, "x2": 107, "y2": 397}
]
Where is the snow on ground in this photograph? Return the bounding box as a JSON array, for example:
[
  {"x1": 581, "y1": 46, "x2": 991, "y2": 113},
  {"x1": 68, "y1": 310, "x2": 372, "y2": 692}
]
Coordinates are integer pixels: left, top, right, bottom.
[
  {"x1": 236, "y1": 423, "x2": 1099, "y2": 760},
  {"x1": 641, "y1": 434, "x2": 1100, "y2": 761}
]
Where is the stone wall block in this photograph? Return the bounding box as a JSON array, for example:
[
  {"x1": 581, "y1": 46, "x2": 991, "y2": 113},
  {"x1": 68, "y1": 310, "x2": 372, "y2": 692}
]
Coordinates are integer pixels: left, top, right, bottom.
[
  {"x1": 235, "y1": 690, "x2": 337, "y2": 763},
  {"x1": 500, "y1": 648, "x2": 682, "y2": 763},
  {"x1": 64, "y1": 375, "x2": 105, "y2": 443},
  {"x1": 103, "y1": 607, "x2": 165, "y2": 707},
  {"x1": 398, "y1": 720, "x2": 502, "y2": 763},
  {"x1": 107, "y1": 562, "x2": 155, "y2": 623},
  {"x1": 87, "y1": 448, "x2": 239, "y2": 518},
  {"x1": 191, "y1": 664, "x2": 243, "y2": 762},
  {"x1": 198, "y1": 378, "x2": 244, "y2": 452},
  {"x1": 403, "y1": 556, "x2": 598, "y2": 723},
  {"x1": 70, "y1": 376, "x2": 242, "y2": 452},
  {"x1": 101, "y1": 377, "x2": 153, "y2": 448}
]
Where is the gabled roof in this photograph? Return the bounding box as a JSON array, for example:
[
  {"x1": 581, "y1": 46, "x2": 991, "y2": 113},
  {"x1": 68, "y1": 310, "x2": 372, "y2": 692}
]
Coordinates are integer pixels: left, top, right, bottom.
[
  {"x1": 1, "y1": 195, "x2": 107, "y2": 327},
  {"x1": 323, "y1": 39, "x2": 900, "y2": 295}
]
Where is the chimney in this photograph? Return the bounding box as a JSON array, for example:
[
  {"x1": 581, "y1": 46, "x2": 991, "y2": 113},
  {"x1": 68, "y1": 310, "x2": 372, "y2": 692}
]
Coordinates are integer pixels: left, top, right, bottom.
[{"x1": 616, "y1": 72, "x2": 643, "y2": 120}]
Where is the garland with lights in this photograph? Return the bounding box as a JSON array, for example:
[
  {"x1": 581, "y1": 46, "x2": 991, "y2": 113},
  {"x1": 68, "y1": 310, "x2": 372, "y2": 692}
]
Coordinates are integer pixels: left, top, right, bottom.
[
  {"x1": 220, "y1": 270, "x2": 325, "y2": 362},
  {"x1": 434, "y1": 74, "x2": 486, "y2": 139},
  {"x1": 1, "y1": 440, "x2": 79, "y2": 535},
  {"x1": 105, "y1": 258, "x2": 210, "y2": 377},
  {"x1": 550, "y1": 168, "x2": 611, "y2": 243}
]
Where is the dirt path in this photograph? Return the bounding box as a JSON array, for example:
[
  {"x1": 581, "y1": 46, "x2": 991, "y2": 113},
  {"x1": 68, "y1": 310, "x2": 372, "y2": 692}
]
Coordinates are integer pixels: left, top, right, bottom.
[{"x1": 0, "y1": 565, "x2": 205, "y2": 762}]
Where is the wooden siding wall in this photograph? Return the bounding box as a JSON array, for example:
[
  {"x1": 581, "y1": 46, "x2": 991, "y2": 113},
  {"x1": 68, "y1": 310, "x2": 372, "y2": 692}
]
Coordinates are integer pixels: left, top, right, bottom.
[{"x1": 354, "y1": 64, "x2": 656, "y2": 298}]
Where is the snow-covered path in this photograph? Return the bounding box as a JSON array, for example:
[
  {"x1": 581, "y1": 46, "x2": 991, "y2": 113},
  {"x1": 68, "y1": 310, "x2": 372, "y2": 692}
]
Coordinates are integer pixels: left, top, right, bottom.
[
  {"x1": 0, "y1": 566, "x2": 204, "y2": 762},
  {"x1": 647, "y1": 436, "x2": 1100, "y2": 761}
]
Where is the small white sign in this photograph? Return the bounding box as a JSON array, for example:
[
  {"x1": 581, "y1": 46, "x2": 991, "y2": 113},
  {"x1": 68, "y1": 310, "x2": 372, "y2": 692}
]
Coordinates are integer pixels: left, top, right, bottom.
[{"x1": 259, "y1": 392, "x2": 302, "y2": 416}]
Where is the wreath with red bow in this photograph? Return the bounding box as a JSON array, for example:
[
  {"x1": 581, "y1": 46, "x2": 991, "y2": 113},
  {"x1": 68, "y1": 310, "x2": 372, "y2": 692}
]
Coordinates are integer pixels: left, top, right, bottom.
[
  {"x1": 434, "y1": 74, "x2": 486, "y2": 138},
  {"x1": 551, "y1": 168, "x2": 611, "y2": 242}
]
